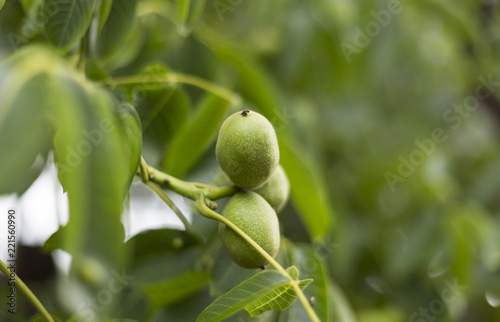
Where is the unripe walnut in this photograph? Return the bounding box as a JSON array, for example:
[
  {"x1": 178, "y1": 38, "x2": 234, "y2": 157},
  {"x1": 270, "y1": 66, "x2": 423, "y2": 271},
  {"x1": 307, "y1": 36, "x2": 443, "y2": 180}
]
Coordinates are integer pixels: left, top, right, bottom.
[
  {"x1": 219, "y1": 191, "x2": 280, "y2": 269},
  {"x1": 253, "y1": 165, "x2": 290, "y2": 213},
  {"x1": 216, "y1": 110, "x2": 279, "y2": 189}
]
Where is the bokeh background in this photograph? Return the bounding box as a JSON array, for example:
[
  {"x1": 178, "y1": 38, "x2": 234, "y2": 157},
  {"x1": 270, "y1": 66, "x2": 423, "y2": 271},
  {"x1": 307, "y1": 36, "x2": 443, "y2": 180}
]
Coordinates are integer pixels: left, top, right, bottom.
[{"x1": 1, "y1": 0, "x2": 500, "y2": 321}]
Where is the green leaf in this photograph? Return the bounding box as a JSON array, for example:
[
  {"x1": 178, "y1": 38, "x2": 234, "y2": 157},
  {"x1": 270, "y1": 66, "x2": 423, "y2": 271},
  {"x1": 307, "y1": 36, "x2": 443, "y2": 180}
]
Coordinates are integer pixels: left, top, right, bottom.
[
  {"x1": 130, "y1": 249, "x2": 197, "y2": 282},
  {"x1": 148, "y1": 89, "x2": 189, "y2": 141},
  {"x1": 177, "y1": 0, "x2": 190, "y2": 25},
  {"x1": 125, "y1": 228, "x2": 201, "y2": 261},
  {"x1": 245, "y1": 277, "x2": 312, "y2": 317},
  {"x1": 95, "y1": 0, "x2": 138, "y2": 61},
  {"x1": 0, "y1": 0, "x2": 4, "y2": 11},
  {"x1": 0, "y1": 70, "x2": 49, "y2": 195},
  {"x1": 418, "y1": 0, "x2": 481, "y2": 49},
  {"x1": 102, "y1": 21, "x2": 145, "y2": 70},
  {"x1": 19, "y1": 0, "x2": 43, "y2": 15},
  {"x1": 106, "y1": 287, "x2": 150, "y2": 321},
  {"x1": 443, "y1": 204, "x2": 489, "y2": 288},
  {"x1": 44, "y1": 0, "x2": 97, "y2": 52},
  {"x1": 138, "y1": 86, "x2": 190, "y2": 162},
  {"x1": 98, "y1": 0, "x2": 113, "y2": 34},
  {"x1": 209, "y1": 247, "x2": 257, "y2": 296},
  {"x1": 279, "y1": 137, "x2": 333, "y2": 240},
  {"x1": 162, "y1": 93, "x2": 231, "y2": 178},
  {"x1": 116, "y1": 103, "x2": 142, "y2": 179},
  {"x1": 43, "y1": 225, "x2": 66, "y2": 252},
  {"x1": 129, "y1": 247, "x2": 209, "y2": 312},
  {"x1": 0, "y1": 46, "x2": 130, "y2": 316},
  {"x1": 11, "y1": 150, "x2": 48, "y2": 196},
  {"x1": 179, "y1": 0, "x2": 207, "y2": 36},
  {"x1": 131, "y1": 65, "x2": 189, "y2": 163},
  {"x1": 152, "y1": 289, "x2": 214, "y2": 321},
  {"x1": 0, "y1": 46, "x2": 64, "y2": 197},
  {"x1": 198, "y1": 268, "x2": 310, "y2": 322},
  {"x1": 142, "y1": 271, "x2": 211, "y2": 310},
  {"x1": 197, "y1": 270, "x2": 288, "y2": 322},
  {"x1": 16, "y1": 0, "x2": 45, "y2": 41},
  {"x1": 50, "y1": 74, "x2": 130, "y2": 272},
  {"x1": 286, "y1": 265, "x2": 300, "y2": 280}
]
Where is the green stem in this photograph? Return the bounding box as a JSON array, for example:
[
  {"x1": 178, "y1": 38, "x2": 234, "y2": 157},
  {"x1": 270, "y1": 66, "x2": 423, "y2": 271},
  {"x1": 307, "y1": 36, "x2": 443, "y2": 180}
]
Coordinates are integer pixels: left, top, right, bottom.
[
  {"x1": 204, "y1": 184, "x2": 239, "y2": 200},
  {"x1": 146, "y1": 165, "x2": 238, "y2": 205},
  {"x1": 145, "y1": 181, "x2": 193, "y2": 232},
  {"x1": 0, "y1": 260, "x2": 54, "y2": 322},
  {"x1": 293, "y1": 283, "x2": 320, "y2": 322},
  {"x1": 146, "y1": 165, "x2": 203, "y2": 201},
  {"x1": 139, "y1": 156, "x2": 150, "y2": 183},
  {"x1": 100, "y1": 72, "x2": 242, "y2": 107},
  {"x1": 195, "y1": 198, "x2": 320, "y2": 322},
  {"x1": 172, "y1": 73, "x2": 242, "y2": 106}
]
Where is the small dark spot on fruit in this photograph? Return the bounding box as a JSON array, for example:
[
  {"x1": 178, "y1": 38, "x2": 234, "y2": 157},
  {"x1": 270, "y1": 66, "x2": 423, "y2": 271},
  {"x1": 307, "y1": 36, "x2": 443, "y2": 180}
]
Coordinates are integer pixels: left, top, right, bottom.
[
  {"x1": 260, "y1": 266, "x2": 265, "y2": 270},
  {"x1": 241, "y1": 109, "x2": 250, "y2": 116},
  {"x1": 163, "y1": 178, "x2": 169, "y2": 184}
]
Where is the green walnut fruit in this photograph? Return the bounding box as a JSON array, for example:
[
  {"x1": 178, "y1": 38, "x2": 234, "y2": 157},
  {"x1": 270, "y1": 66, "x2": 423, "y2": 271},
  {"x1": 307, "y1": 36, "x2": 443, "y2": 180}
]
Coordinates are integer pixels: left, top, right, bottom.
[
  {"x1": 254, "y1": 165, "x2": 290, "y2": 213},
  {"x1": 216, "y1": 110, "x2": 279, "y2": 189},
  {"x1": 219, "y1": 191, "x2": 280, "y2": 269}
]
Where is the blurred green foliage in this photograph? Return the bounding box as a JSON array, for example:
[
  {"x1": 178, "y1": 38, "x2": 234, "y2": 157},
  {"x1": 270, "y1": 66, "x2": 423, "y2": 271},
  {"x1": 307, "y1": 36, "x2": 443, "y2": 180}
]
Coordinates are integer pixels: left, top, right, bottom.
[{"x1": 1, "y1": 0, "x2": 500, "y2": 321}]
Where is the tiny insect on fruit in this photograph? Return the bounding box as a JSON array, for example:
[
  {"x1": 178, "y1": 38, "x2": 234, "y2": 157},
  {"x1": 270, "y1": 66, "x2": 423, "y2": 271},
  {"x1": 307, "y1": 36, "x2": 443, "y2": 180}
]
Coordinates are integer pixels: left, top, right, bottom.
[
  {"x1": 219, "y1": 191, "x2": 280, "y2": 269},
  {"x1": 216, "y1": 110, "x2": 279, "y2": 189}
]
